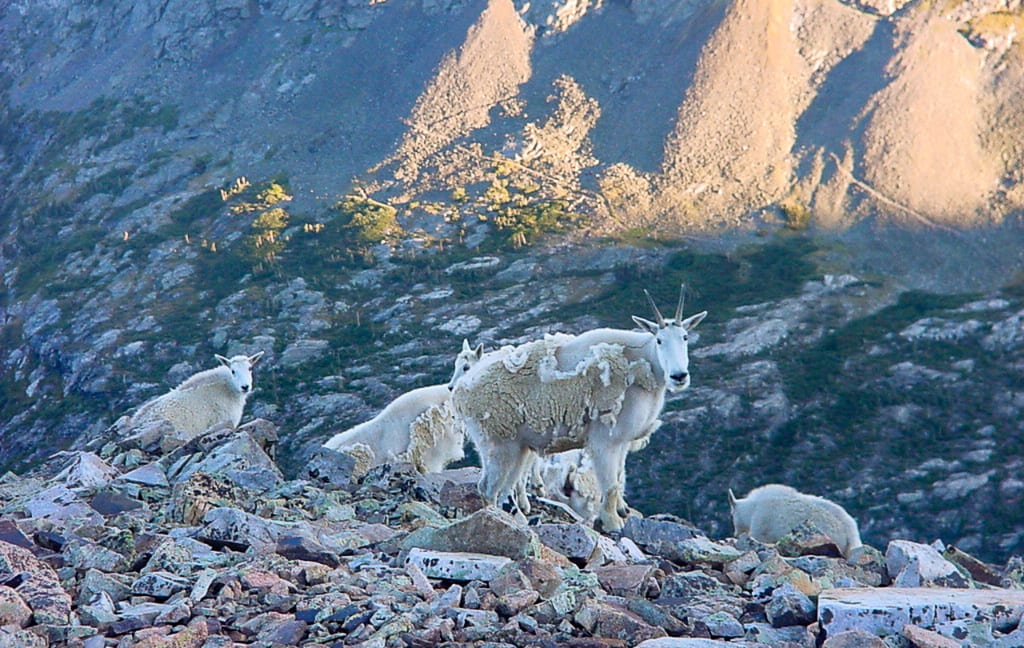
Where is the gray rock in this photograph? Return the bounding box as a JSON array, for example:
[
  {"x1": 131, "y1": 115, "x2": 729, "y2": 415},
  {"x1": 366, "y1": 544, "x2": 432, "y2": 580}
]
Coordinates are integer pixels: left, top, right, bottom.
[
  {"x1": 280, "y1": 338, "x2": 329, "y2": 367},
  {"x1": 699, "y1": 610, "x2": 745, "y2": 638},
  {"x1": 303, "y1": 446, "x2": 359, "y2": 490},
  {"x1": 402, "y1": 508, "x2": 541, "y2": 560},
  {"x1": 743, "y1": 622, "x2": 816, "y2": 646},
  {"x1": 53, "y1": 452, "x2": 119, "y2": 489},
  {"x1": 169, "y1": 430, "x2": 282, "y2": 488},
  {"x1": 276, "y1": 533, "x2": 341, "y2": 567},
  {"x1": 198, "y1": 506, "x2": 279, "y2": 552},
  {"x1": 621, "y1": 514, "x2": 702, "y2": 562},
  {"x1": 77, "y1": 569, "x2": 133, "y2": 605},
  {"x1": 660, "y1": 570, "x2": 732, "y2": 601},
  {"x1": 88, "y1": 490, "x2": 143, "y2": 516},
  {"x1": 885, "y1": 540, "x2": 970, "y2": 587},
  {"x1": 535, "y1": 523, "x2": 599, "y2": 561},
  {"x1": 766, "y1": 583, "x2": 817, "y2": 628},
  {"x1": 116, "y1": 462, "x2": 169, "y2": 487},
  {"x1": 21, "y1": 485, "x2": 104, "y2": 526}
]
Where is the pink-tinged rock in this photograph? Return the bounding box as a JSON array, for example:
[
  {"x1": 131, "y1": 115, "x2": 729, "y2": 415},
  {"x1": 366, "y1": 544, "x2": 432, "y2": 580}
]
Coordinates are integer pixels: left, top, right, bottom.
[
  {"x1": 0, "y1": 585, "x2": 32, "y2": 628},
  {"x1": 902, "y1": 624, "x2": 961, "y2": 648},
  {"x1": 132, "y1": 616, "x2": 208, "y2": 648},
  {"x1": 0, "y1": 540, "x2": 72, "y2": 625},
  {"x1": 592, "y1": 564, "x2": 658, "y2": 597},
  {"x1": 239, "y1": 569, "x2": 294, "y2": 596},
  {"x1": 574, "y1": 599, "x2": 667, "y2": 643}
]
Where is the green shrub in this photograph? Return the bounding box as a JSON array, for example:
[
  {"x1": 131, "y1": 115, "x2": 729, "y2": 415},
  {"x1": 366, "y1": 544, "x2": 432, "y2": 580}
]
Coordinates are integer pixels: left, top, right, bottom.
[{"x1": 336, "y1": 195, "x2": 402, "y2": 244}]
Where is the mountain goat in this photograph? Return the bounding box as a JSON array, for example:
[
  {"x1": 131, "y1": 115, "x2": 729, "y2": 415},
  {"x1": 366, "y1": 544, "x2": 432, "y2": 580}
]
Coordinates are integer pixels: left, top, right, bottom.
[
  {"x1": 729, "y1": 484, "x2": 863, "y2": 558},
  {"x1": 323, "y1": 384, "x2": 465, "y2": 477},
  {"x1": 532, "y1": 449, "x2": 602, "y2": 523},
  {"x1": 451, "y1": 287, "x2": 707, "y2": 532},
  {"x1": 130, "y1": 353, "x2": 264, "y2": 442}
]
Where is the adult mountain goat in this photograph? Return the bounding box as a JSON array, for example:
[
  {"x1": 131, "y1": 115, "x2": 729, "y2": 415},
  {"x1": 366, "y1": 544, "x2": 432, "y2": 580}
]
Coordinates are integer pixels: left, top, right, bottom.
[
  {"x1": 323, "y1": 384, "x2": 465, "y2": 477},
  {"x1": 130, "y1": 353, "x2": 264, "y2": 442},
  {"x1": 450, "y1": 288, "x2": 707, "y2": 532}
]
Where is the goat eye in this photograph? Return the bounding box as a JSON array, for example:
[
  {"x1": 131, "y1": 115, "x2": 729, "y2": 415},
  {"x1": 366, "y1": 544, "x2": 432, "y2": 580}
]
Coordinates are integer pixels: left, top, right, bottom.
[{"x1": 463, "y1": 365, "x2": 470, "y2": 372}]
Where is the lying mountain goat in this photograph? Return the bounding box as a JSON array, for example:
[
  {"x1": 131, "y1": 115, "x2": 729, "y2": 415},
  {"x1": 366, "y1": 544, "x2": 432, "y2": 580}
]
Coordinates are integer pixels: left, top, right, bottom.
[
  {"x1": 130, "y1": 353, "x2": 264, "y2": 442},
  {"x1": 729, "y1": 484, "x2": 863, "y2": 558},
  {"x1": 323, "y1": 385, "x2": 465, "y2": 478},
  {"x1": 451, "y1": 288, "x2": 707, "y2": 532},
  {"x1": 533, "y1": 449, "x2": 602, "y2": 523}
]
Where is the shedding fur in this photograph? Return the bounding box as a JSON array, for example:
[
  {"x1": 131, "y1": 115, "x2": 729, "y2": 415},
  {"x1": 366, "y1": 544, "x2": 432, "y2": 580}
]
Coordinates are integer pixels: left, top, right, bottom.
[
  {"x1": 532, "y1": 449, "x2": 602, "y2": 523},
  {"x1": 129, "y1": 353, "x2": 263, "y2": 443},
  {"x1": 452, "y1": 289, "x2": 706, "y2": 532},
  {"x1": 323, "y1": 384, "x2": 464, "y2": 478},
  {"x1": 729, "y1": 483, "x2": 863, "y2": 558},
  {"x1": 454, "y1": 337, "x2": 654, "y2": 448}
]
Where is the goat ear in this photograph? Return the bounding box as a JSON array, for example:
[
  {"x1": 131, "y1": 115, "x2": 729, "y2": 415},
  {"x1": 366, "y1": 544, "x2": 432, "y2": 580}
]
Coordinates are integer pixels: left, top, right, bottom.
[
  {"x1": 462, "y1": 339, "x2": 472, "y2": 352},
  {"x1": 473, "y1": 343, "x2": 484, "y2": 359},
  {"x1": 248, "y1": 351, "x2": 265, "y2": 366},
  {"x1": 728, "y1": 488, "x2": 737, "y2": 510},
  {"x1": 632, "y1": 316, "x2": 659, "y2": 334},
  {"x1": 215, "y1": 354, "x2": 230, "y2": 366},
  {"x1": 681, "y1": 310, "x2": 708, "y2": 331}
]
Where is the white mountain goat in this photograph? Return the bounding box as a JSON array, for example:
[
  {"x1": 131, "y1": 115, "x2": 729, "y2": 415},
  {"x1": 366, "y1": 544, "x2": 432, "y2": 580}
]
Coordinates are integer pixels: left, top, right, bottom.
[
  {"x1": 323, "y1": 384, "x2": 465, "y2": 478},
  {"x1": 130, "y1": 353, "x2": 264, "y2": 442},
  {"x1": 729, "y1": 483, "x2": 863, "y2": 558},
  {"x1": 532, "y1": 449, "x2": 602, "y2": 523},
  {"x1": 451, "y1": 287, "x2": 707, "y2": 531}
]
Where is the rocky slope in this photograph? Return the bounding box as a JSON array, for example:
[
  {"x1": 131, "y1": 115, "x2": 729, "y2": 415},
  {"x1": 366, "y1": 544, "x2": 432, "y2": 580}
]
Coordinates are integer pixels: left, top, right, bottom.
[{"x1": 2, "y1": 418, "x2": 1024, "y2": 647}]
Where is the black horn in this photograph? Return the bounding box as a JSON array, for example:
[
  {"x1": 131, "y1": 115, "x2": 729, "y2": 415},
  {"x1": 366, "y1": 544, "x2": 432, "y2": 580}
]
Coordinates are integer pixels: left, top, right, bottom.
[
  {"x1": 643, "y1": 289, "x2": 666, "y2": 327},
  {"x1": 675, "y1": 284, "x2": 686, "y2": 322}
]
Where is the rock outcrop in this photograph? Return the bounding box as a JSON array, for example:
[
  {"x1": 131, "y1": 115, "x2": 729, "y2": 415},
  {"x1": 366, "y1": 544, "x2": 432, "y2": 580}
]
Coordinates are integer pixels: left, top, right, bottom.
[{"x1": 2, "y1": 419, "x2": 1024, "y2": 646}]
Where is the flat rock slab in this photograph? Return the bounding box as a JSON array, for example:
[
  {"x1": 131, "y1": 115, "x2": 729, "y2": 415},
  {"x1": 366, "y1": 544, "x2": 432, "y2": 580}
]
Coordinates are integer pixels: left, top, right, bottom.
[
  {"x1": 818, "y1": 587, "x2": 1024, "y2": 638},
  {"x1": 405, "y1": 547, "x2": 512, "y2": 582}
]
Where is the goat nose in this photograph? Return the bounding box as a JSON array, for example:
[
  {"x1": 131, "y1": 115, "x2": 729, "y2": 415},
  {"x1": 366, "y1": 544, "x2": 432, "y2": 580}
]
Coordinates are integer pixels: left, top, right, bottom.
[
  {"x1": 670, "y1": 372, "x2": 688, "y2": 383},
  {"x1": 241, "y1": 385, "x2": 250, "y2": 393}
]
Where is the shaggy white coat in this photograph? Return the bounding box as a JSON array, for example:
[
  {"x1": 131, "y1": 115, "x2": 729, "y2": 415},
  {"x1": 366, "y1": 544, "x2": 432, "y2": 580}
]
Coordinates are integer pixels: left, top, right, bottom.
[
  {"x1": 729, "y1": 483, "x2": 863, "y2": 558},
  {"x1": 130, "y1": 353, "x2": 263, "y2": 442},
  {"x1": 323, "y1": 384, "x2": 465, "y2": 477}
]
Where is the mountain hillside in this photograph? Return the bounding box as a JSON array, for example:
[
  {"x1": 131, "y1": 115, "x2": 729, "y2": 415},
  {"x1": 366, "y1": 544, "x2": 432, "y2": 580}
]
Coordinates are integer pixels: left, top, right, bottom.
[{"x1": 2, "y1": 0, "x2": 1024, "y2": 569}]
